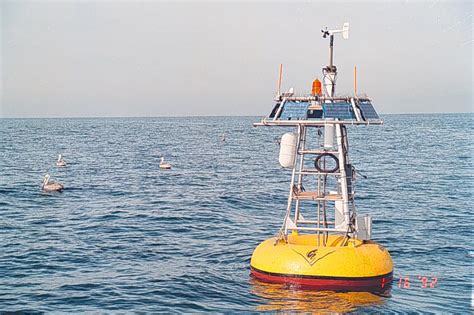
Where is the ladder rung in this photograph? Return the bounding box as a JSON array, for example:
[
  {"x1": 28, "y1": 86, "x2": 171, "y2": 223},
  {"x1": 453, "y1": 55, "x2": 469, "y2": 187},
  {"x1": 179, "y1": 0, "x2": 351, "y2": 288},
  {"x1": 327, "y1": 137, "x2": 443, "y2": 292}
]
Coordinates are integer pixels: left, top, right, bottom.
[
  {"x1": 287, "y1": 226, "x2": 348, "y2": 233},
  {"x1": 298, "y1": 150, "x2": 339, "y2": 155},
  {"x1": 293, "y1": 191, "x2": 345, "y2": 201},
  {"x1": 297, "y1": 170, "x2": 342, "y2": 176},
  {"x1": 296, "y1": 219, "x2": 335, "y2": 225}
]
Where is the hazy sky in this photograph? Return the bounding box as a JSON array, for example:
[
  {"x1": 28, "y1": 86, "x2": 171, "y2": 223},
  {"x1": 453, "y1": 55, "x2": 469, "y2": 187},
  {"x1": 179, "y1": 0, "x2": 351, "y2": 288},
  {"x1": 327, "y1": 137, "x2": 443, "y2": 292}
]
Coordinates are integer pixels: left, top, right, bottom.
[{"x1": 1, "y1": 1, "x2": 472, "y2": 118}]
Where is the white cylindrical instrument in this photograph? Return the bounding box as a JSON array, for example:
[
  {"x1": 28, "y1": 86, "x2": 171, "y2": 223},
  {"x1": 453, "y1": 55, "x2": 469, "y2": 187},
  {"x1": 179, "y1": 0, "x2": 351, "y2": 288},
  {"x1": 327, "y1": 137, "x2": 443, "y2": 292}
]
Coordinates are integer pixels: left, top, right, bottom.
[
  {"x1": 324, "y1": 123, "x2": 334, "y2": 148},
  {"x1": 279, "y1": 132, "x2": 298, "y2": 168}
]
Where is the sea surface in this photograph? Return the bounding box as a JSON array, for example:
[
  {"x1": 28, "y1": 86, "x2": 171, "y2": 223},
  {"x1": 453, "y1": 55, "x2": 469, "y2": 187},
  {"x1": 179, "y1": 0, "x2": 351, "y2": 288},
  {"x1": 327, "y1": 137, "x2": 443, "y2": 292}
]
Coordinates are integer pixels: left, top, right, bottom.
[{"x1": 0, "y1": 114, "x2": 472, "y2": 313}]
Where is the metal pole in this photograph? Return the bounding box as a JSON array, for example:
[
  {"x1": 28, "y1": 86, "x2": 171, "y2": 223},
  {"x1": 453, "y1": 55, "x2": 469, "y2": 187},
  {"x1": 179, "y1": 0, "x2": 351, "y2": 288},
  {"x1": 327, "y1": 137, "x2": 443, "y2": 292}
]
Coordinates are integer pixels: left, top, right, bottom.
[
  {"x1": 294, "y1": 126, "x2": 307, "y2": 224},
  {"x1": 329, "y1": 35, "x2": 334, "y2": 67},
  {"x1": 282, "y1": 125, "x2": 302, "y2": 236},
  {"x1": 354, "y1": 65, "x2": 357, "y2": 96},
  {"x1": 335, "y1": 124, "x2": 350, "y2": 231},
  {"x1": 322, "y1": 174, "x2": 328, "y2": 246},
  {"x1": 277, "y1": 64, "x2": 283, "y2": 97},
  {"x1": 317, "y1": 175, "x2": 321, "y2": 246}
]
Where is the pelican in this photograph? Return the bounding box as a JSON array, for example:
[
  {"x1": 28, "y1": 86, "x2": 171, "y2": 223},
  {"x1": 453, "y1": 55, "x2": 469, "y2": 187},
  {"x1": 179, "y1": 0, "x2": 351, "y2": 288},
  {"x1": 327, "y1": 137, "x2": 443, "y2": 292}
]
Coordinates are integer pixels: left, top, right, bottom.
[
  {"x1": 221, "y1": 133, "x2": 226, "y2": 142},
  {"x1": 56, "y1": 154, "x2": 66, "y2": 167},
  {"x1": 159, "y1": 157, "x2": 172, "y2": 170},
  {"x1": 42, "y1": 174, "x2": 64, "y2": 192}
]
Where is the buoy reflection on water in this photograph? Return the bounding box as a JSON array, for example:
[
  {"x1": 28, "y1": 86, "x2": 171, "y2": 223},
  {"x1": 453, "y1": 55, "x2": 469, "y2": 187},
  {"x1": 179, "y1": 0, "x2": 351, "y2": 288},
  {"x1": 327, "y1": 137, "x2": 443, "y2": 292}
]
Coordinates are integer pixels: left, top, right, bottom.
[{"x1": 250, "y1": 278, "x2": 387, "y2": 313}]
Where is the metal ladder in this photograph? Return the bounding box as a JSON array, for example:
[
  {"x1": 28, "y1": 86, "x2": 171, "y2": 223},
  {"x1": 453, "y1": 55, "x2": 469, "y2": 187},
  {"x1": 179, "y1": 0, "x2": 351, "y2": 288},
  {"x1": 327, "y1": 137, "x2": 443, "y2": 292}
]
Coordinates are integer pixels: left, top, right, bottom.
[{"x1": 278, "y1": 123, "x2": 357, "y2": 245}]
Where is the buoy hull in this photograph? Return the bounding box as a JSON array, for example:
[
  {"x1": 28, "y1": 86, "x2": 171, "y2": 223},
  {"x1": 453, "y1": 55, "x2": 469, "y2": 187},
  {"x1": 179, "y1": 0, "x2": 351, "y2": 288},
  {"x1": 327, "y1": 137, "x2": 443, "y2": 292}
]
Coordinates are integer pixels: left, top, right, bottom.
[{"x1": 250, "y1": 234, "x2": 393, "y2": 293}]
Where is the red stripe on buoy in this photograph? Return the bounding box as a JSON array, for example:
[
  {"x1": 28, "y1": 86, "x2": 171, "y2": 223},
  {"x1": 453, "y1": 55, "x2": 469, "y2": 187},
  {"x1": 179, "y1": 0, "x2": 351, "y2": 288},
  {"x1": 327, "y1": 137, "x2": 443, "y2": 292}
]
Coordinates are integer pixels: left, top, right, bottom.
[{"x1": 250, "y1": 266, "x2": 392, "y2": 293}]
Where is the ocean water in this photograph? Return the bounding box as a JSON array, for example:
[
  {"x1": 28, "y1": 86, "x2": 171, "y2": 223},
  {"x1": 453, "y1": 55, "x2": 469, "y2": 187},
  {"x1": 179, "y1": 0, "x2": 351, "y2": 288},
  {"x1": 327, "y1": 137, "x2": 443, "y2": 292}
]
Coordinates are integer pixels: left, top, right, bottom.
[{"x1": 0, "y1": 114, "x2": 472, "y2": 313}]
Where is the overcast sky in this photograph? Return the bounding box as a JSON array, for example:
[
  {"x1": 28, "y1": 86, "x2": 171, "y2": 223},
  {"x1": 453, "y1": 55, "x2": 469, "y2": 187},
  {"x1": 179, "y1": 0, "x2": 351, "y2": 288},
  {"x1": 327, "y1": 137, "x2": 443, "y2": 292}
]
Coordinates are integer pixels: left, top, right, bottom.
[{"x1": 1, "y1": 1, "x2": 472, "y2": 118}]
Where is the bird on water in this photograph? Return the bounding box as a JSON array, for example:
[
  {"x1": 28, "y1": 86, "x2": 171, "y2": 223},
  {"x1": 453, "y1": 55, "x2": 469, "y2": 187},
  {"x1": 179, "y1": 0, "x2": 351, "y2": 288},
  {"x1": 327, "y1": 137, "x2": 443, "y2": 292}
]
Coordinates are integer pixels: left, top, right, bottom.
[{"x1": 41, "y1": 174, "x2": 64, "y2": 192}]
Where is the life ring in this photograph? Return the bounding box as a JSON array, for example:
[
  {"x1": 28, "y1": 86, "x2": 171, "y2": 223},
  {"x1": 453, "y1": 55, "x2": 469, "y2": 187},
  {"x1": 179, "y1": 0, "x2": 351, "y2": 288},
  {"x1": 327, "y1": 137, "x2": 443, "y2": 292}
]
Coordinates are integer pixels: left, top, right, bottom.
[{"x1": 314, "y1": 153, "x2": 339, "y2": 173}]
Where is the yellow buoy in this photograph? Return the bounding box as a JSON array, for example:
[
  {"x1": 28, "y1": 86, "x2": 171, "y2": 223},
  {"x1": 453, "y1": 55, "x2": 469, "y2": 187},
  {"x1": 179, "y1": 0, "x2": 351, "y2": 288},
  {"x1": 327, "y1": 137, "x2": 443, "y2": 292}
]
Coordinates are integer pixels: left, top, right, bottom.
[
  {"x1": 251, "y1": 22, "x2": 392, "y2": 294},
  {"x1": 251, "y1": 234, "x2": 393, "y2": 293}
]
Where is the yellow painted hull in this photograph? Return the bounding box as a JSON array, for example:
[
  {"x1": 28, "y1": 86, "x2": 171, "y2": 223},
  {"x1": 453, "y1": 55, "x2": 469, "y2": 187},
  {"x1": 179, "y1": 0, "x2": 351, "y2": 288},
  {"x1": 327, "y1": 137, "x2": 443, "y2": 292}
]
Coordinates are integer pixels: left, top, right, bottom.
[{"x1": 250, "y1": 234, "x2": 393, "y2": 292}]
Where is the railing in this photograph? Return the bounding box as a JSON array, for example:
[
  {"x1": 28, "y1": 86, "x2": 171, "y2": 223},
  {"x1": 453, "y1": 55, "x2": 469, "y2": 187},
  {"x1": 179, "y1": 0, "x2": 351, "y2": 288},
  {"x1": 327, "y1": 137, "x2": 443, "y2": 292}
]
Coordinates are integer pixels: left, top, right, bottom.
[
  {"x1": 275, "y1": 93, "x2": 372, "y2": 102},
  {"x1": 254, "y1": 119, "x2": 383, "y2": 127}
]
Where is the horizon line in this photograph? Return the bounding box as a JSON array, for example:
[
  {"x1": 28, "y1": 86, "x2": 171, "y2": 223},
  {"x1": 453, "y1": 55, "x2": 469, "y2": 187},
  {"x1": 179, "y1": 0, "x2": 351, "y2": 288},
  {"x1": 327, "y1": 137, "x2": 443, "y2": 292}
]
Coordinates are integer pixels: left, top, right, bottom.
[{"x1": 0, "y1": 112, "x2": 472, "y2": 119}]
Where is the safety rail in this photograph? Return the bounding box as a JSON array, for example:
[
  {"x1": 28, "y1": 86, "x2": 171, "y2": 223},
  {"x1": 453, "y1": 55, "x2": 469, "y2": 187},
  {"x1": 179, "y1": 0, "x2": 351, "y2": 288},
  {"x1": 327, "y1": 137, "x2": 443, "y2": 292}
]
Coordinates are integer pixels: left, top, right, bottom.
[{"x1": 274, "y1": 94, "x2": 372, "y2": 102}]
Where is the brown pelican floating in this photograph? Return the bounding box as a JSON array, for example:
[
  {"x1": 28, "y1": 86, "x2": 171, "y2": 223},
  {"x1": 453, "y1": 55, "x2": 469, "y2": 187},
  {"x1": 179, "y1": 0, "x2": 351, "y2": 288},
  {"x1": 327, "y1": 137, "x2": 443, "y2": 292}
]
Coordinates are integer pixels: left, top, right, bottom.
[
  {"x1": 42, "y1": 174, "x2": 64, "y2": 192},
  {"x1": 56, "y1": 154, "x2": 66, "y2": 167},
  {"x1": 159, "y1": 157, "x2": 172, "y2": 170}
]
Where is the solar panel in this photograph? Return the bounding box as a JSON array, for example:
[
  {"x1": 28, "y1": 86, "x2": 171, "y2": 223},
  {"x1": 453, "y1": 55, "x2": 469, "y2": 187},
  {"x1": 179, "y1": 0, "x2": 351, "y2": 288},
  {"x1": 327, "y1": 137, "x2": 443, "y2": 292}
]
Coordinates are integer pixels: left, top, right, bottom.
[
  {"x1": 279, "y1": 101, "x2": 309, "y2": 120},
  {"x1": 323, "y1": 102, "x2": 355, "y2": 120},
  {"x1": 358, "y1": 101, "x2": 379, "y2": 120}
]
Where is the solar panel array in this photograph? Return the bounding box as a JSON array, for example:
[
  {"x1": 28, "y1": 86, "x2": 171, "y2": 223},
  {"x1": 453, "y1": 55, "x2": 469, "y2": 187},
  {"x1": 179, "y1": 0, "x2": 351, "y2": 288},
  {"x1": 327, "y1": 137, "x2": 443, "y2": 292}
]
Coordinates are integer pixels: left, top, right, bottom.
[
  {"x1": 270, "y1": 99, "x2": 381, "y2": 122},
  {"x1": 358, "y1": 101, "x2": 379, "y2": 120},
  {"x1": 322, "y1": 102, "x2": 355, "y2": 120},
  {"x1": 279, "y1": 101, "x2": 309, "y2": 120}
]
